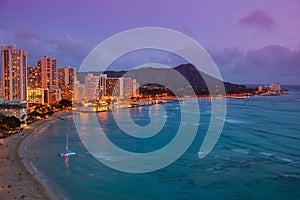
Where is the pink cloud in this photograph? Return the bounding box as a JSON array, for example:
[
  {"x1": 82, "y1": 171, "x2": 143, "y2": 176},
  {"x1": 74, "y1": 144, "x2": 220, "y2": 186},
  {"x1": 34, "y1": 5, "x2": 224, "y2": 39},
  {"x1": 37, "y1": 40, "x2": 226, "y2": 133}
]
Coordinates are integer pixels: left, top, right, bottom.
[
  {"x1": 16, "y1": 27, "x2": 39, "y2": 39},
  {"x1": 209, "y1": 45, "x2": 300, "y2": 84},
  {"x1": 14, "y1": 31, "x2": 89, "y2": 67},
  {"x1": 239, "y1": 9, "x2": 276, "y2": 30}
]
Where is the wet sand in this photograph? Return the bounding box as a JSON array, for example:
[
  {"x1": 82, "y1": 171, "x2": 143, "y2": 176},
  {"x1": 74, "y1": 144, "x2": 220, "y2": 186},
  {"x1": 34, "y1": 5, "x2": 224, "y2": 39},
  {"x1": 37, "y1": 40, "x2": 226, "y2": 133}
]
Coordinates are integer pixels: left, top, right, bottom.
[{"x1": 0, "y1": 111, "x2": 72, "y2": 200}]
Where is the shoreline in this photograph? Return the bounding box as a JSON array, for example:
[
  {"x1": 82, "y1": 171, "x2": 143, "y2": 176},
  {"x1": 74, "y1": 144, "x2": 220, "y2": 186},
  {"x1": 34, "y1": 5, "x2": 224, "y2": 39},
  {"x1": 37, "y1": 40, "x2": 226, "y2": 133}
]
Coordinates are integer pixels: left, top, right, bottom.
[{"x1": 0, "y1": 111, "x2": 72, "y2": 200}]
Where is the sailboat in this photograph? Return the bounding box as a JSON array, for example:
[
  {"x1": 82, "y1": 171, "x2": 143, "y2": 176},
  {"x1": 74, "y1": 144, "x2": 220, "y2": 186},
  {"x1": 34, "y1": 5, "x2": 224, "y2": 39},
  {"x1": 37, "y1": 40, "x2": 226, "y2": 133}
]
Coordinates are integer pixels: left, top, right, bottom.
[{"x1": 59, "y1": 133, "x2": 77, "y2": 157}]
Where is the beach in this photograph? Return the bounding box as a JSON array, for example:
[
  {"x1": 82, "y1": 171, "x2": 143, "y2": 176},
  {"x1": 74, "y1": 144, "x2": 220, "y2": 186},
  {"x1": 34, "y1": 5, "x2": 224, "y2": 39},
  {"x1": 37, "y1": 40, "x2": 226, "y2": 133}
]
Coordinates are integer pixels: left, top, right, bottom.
[{"x1": 0, "y1": 111, "x2": 71, "y2": 200}]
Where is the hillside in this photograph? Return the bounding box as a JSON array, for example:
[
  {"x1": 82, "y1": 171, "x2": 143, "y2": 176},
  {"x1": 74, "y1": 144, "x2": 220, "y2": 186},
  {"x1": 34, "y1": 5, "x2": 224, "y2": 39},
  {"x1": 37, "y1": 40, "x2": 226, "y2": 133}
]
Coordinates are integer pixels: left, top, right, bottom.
[{"x1": 77, "y1": 64, "x2": 256, "y2": 95}]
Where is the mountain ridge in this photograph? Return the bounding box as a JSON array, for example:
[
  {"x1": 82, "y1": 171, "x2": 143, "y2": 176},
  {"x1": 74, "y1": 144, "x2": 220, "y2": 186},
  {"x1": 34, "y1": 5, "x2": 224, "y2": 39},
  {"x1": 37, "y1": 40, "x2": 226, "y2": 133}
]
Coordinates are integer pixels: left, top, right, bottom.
[{"x1": 77, "y1": 63, "x2": 256, "y2": 95}]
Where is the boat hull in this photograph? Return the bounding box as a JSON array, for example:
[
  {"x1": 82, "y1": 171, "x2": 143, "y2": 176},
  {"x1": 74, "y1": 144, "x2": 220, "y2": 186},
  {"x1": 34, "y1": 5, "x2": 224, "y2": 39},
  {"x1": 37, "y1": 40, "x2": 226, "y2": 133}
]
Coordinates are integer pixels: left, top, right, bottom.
[{"x1": 58, "y1": 151, "x2": 77, "y2": 157}]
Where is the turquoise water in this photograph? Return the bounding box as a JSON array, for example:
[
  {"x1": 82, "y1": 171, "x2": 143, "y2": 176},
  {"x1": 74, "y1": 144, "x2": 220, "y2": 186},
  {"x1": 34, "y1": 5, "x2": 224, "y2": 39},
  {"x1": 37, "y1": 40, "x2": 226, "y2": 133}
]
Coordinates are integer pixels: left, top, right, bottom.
[{"x1": 28, "y1": 86, "x2": 300, "y2": 200}]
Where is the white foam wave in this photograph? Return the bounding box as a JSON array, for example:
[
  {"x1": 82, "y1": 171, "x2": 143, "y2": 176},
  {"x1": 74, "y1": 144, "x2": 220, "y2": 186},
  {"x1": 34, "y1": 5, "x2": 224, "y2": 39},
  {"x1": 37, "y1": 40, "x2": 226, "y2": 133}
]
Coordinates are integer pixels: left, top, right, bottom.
[
  {"x1": 38, "y1": 123, "x2": 52, "y2": 134},
  {"x1": 259, "y1": 152, "x2": 294, "y2": 163},
  {"x1": 87, "y1": 173, "x2": 95, "y2": 177},
  {"x1": 282, "y1": 173, "x2": 300, "y2": 179},
  {"x1": 259, "y1": 152, "x2": 273, "y2": 157},
  {"x1": 232, "y1": 148, "x2": 250, "y2": 154},
  {"x1": 205, "y1": 168, "x2": 214, "y2": 171},
  {"x1": 224, "y1": 118, "x2": 246, "y2": 124},
  {"x1": 276, "y1": 156, "x2": 293, "y2": 163},
  {"x1": 93, "y1": 153, "x2": 117, "y2": 161}
]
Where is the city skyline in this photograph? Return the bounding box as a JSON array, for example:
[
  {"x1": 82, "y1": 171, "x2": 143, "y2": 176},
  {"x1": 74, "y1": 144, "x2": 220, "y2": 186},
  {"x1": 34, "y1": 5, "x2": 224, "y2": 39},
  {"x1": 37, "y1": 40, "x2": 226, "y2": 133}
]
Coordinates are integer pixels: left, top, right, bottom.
[
  {"x1": 0, "y1": 0, "x2": 299, "y2": 85},
  {"x1": 1, "y1": 44, "x2": 140, "y2": 108}
]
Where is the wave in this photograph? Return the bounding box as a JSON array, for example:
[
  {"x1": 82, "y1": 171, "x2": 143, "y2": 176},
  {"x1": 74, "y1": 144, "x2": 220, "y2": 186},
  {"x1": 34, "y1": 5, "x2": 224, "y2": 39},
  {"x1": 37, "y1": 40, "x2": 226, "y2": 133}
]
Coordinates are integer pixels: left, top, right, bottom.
[
  {"x1": 93, "y1": 153, "x2": 117, "y2": 161},
  {"x1": 224, "y1": 118, "x2": 247, "y2": 124},
  {"x1": 281, "y1": 173, "x2": 300, "y2": 179},
  {"x1": 38, "y1": 123, "x2": 52, "y2": 134},
  {"x1": 259, "y1": 152, "x2": 273, "y2": 157},
  {"x1": 29, "y1": 161, "x2": 69, "y2": 200},
  {"x1": 249, "y1": 127, "x2": 300, "y2": 141},
  {"x1": 87, "y1": 173, "x2": 95, "y2": 177},
  {"x1": 232, "y1": 148, "x2": 250, "y2": 154},
  {"x1": 276, "y1": 156, "x2": 293, "y2": 163},
  {"x1": 259, "y1": 152, "x2": 296, "y2": 164}
]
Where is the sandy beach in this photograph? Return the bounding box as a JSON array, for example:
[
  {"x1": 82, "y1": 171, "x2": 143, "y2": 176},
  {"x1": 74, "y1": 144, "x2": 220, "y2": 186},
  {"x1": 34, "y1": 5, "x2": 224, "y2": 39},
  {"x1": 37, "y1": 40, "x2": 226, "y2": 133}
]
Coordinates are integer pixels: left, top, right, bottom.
[{"x1": 0, "y1": 111, "x2": 72, "y2": 200}]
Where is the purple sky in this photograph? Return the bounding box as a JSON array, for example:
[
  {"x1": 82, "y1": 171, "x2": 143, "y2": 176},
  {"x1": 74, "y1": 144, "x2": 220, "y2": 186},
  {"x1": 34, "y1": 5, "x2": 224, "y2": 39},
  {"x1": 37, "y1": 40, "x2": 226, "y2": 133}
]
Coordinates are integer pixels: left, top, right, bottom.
[{"x1": 1, "y1": 0, "x2": 300, "y2": 84}]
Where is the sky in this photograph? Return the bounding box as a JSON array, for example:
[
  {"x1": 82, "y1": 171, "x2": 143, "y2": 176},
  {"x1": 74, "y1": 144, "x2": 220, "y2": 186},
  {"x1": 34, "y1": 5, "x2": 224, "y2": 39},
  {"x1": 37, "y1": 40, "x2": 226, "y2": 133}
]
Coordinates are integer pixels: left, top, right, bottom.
[{"x1": 0, "y1": 0, "x2": 300, "y2": 84}]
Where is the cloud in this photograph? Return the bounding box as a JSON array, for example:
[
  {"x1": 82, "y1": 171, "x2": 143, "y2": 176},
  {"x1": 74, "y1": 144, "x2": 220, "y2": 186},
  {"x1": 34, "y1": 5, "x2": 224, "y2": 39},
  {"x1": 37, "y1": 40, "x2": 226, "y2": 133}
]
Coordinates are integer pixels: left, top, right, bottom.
[
  {"x1": 45, "y1": 35, "x2": 89, "y2": 67},
  {"x1": 239, "y1": 9, "x2": 276, "y2": 30},
  {"x1": 16, "y1": 28, "x2": 39, "y2": 40},
  {"x1": 209, "y1": 45, "x2": 300, "y2": 84},
  {"x1": 244, "y1": 44, "x2": 300, "y2": 74},
  {"x1": 13, "y1": 29, "x2": 89, "y2": 68},
  {"x1": 208, "y1": 48, "x2": 244, "y2": 66}
]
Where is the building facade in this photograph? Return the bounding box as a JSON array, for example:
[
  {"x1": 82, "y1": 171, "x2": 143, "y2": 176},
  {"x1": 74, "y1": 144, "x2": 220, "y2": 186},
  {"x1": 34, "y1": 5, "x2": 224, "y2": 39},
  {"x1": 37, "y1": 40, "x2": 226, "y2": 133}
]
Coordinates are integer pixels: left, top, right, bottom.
[
  {"x1": 58, "y1": 66, "x2": 77, "y2": 87},
  {"x1": 105, "y1": 77, "x2": 139, "y2": 98},
  {"x1": 73, "y1": 82, "x2": 85, "y2": 103},
  {"x1": 27, "y1": 66, "x2": 38, "y2": 88},
  {"x1": 1, "y1": 45, "x2": 27, "y2": 101},
  {"x1": 84, "y1": 73, "x2": 101, "y2": 102},
  {"x1": 58, "y1": 66, "x2": 77, "y2": 101},
  {"x1": 0, "y1": 99, "x2": 27, "y2": 121},
  {"x1": 27, "y1": 88, "x2": 49, "y2": 104},
  {"x1": 37, "y1": 56, "x2": 58, "y2": 104}
]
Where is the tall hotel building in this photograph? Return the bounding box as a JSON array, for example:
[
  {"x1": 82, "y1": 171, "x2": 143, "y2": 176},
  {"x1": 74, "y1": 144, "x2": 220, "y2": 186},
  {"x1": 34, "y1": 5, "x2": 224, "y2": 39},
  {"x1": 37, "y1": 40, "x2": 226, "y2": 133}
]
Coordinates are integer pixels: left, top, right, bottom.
[
  {"x1": 1, "y1": 45, "x2": 27, "y2": 101},
  {"x1": 37, "y1": 56, "x2": 59, "y2": 104},
  {"x1": 27, "y1": 66, "x2": 47, "y2": 104},
  {"x1": 58, "y1": 66, "x2": 77, "y2": 87},
  {"x1": 58, "y1": 66, "x2": 77, "y2": 101},
  {"x1": 84, "y1": 73, "x2": 104, "y2": 102},
  {"x1": 27, "y1": 66, "x2": 38, "y2": 88},
  {"x1": 105, "y1": 77, "x2": 139, "y2": 98}
]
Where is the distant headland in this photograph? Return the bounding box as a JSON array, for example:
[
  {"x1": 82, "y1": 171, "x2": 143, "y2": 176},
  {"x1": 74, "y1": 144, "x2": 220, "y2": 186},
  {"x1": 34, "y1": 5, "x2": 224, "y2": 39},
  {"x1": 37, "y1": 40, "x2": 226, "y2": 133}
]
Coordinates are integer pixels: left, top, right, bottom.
[{"x1": 77, "y1": 63, "x2": 288, "y2": 99}]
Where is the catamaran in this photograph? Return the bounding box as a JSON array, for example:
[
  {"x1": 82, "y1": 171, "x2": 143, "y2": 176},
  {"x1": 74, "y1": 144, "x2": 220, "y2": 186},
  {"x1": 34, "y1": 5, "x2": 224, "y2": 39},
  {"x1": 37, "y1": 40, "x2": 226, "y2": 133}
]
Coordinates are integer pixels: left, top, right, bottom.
[{"x1": 59, "y1": 134, "x2": 77, "y2": 157}]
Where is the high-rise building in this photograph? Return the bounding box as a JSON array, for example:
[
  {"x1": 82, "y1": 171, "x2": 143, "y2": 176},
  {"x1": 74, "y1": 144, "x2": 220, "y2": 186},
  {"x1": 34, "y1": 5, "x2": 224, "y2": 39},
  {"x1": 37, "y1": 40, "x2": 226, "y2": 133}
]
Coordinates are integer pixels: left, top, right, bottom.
[
  {"x1": 27, "y1": 66, "x2": 50, "y2": 105},
  {"x1": 37, "y1": 56, "x2": 58, "y2": 103},
  {"x1": 58, "y1": 66, "x2": 77, "y2": 101},
  {"x1": 57, "y1": 66, "x2": 77, "y2": 87},
  {"x1": 122, "y1": 78, "x2": 139, "y2": 97},
  {"x1": 0, "y1": 78, "x2": 3, "y2": 99},
  {"x1": 105, "y1": 77, "x2": 139, "y2": 98},
  {"x1": 27, "y1": 66, "x2": 38, "y2": 88},
  {"x1": 1, "y1": 45, "x2": 27, "y2": 101},
  {"x1": 84, "y1": 73, "x2": 101, "y2": 102},
  {"x1": 69, "y1": 67, "x2": 76, "y2": 86},
  {"x1": 73, "y1": 81, "x2": 85, "y2": 103},
  {"x1": 99, "y1": 74, "x2": 107, "y2": 99},
  {"x1": 73, "y1": 73, "x2": 139, "y2": 103},
  {"x1": 27, "y1": 88, "x2": 49, "y2": 105},
  {"x1": 105, "y1": 78, "x2": 120, "y2": 97}
]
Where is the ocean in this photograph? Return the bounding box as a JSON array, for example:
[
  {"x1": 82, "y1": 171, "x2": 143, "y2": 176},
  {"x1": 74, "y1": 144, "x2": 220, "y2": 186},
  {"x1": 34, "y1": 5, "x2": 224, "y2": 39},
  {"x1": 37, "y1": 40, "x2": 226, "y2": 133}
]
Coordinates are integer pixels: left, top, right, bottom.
[{"x1": 27, "y1": 85, "x2": 300, "y2": 200}]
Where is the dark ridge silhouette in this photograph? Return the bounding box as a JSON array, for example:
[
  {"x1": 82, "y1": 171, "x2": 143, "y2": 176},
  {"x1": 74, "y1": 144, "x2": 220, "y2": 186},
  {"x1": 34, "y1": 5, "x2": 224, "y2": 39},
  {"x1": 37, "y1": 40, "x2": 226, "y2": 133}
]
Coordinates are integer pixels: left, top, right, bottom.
[{"x1": 77, "y1": 63, "x2": 256, "y2": 95}]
